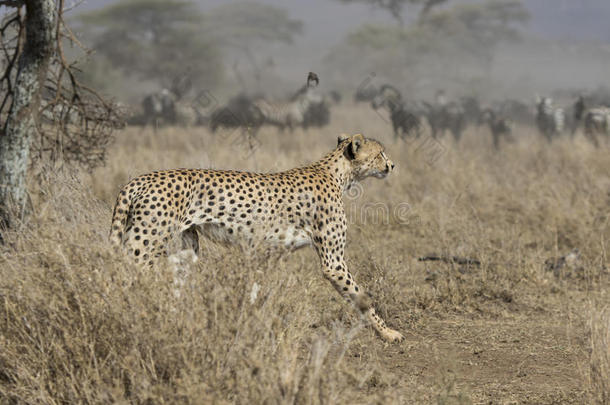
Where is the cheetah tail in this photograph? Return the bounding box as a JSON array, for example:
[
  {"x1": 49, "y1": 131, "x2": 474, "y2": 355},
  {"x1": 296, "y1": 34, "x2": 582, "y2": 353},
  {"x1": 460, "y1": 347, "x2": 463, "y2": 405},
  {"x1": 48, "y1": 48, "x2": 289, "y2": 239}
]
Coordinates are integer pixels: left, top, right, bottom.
[{"x1": 109, "y1": 185, "x2": 133, "y2": 247}]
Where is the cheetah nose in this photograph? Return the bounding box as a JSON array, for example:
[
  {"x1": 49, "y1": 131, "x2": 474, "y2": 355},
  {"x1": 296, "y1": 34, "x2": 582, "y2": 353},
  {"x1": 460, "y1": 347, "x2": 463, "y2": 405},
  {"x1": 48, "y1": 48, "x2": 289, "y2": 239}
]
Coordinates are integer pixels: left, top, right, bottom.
[{"x1": 387, "y1": 162, "x2": 395, "y2": 172}]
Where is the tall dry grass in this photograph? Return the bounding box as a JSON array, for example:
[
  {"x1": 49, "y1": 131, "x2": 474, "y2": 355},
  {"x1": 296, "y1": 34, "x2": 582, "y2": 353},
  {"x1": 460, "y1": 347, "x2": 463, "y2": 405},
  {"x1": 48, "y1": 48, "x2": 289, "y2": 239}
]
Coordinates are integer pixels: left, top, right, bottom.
[
  {"x1": 584, "y1": 304, "x2": 610, "y2": 405},
  {"x1": 1, "y1": 104, "x2": 608, "y2": 403}
]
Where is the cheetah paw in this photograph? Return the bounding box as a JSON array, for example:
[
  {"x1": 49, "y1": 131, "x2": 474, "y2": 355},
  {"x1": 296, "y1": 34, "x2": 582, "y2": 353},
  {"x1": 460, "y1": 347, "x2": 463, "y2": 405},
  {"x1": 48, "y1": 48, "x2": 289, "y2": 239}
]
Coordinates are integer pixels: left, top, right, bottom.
[{"x1": 382, "y1": 328, "x2": 404, "y2": 343}]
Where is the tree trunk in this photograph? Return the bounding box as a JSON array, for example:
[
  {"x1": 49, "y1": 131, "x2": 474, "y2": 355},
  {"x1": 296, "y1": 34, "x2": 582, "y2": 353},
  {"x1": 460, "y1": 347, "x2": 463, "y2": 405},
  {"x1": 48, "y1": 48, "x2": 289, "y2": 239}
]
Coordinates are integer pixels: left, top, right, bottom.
[{"x1": 0, "y1": 0, "x2": 56, "y2": 232}]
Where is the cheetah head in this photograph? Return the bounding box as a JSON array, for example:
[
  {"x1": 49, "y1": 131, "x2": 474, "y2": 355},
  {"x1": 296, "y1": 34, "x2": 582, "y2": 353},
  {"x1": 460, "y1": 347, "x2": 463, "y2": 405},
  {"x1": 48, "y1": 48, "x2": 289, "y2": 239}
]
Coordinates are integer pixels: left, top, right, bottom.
[{"x1": 338, "y1": 134, "x2": 395, "y2": 181}]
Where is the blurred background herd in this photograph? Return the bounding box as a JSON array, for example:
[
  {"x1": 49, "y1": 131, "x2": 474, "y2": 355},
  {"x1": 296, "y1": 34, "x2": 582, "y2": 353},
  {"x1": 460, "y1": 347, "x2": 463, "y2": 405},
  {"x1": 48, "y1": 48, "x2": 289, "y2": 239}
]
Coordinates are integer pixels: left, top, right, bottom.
[{"x1": 62, "y1": 0, "x2": 610, "y2": 150}]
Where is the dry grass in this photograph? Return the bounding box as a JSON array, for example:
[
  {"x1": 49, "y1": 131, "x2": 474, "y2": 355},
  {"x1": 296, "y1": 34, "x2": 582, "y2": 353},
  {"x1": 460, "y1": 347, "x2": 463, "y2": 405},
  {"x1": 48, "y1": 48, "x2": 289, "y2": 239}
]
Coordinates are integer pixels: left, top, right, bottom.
[
  {"x1": 585, "y1": 304, "x2": 610, "y2": 405},
  {"x1": 1, "y1": 104, "x2": 608, "y2": 404}
]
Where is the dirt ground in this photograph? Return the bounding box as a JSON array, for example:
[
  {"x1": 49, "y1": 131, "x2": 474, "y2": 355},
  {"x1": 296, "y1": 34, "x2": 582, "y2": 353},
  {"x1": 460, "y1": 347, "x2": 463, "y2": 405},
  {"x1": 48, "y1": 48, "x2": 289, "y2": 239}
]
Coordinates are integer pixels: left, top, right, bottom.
[{"x1": 1, "y1": 104, "x2": 608, "y2": 404}]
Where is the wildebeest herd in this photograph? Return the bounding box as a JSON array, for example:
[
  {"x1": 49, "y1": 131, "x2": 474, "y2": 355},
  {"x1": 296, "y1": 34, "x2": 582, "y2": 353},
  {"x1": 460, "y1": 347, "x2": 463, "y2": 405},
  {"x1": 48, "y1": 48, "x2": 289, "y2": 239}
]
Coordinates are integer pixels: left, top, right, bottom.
[{"x1": 128, "y1": 73, "x2": 610, "y2": 149}]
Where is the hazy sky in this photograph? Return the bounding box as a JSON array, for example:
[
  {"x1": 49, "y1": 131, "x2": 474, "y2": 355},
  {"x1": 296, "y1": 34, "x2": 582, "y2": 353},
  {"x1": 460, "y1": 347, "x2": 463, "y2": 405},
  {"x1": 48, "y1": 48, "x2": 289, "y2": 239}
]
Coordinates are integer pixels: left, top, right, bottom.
[
  {"x1": 59, "y1": 0, "x2": 609, "y2": 98},
  {"x1": 73, "y1": 0, "x2": 610, "y2": 43},
  {"x1": 68, "y1": 0, "x2": 610, "y2": 80}
]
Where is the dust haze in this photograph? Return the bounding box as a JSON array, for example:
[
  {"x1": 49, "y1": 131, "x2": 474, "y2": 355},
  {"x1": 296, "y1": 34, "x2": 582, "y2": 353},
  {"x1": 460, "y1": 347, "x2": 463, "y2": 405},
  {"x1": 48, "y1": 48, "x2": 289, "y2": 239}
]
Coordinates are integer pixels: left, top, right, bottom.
[
  {"x1": 1, "y1": 1, "x2": 608, "y2": 404},
  {"x1": 74, "y1": 0, "x2": 610, "y2": 102}
]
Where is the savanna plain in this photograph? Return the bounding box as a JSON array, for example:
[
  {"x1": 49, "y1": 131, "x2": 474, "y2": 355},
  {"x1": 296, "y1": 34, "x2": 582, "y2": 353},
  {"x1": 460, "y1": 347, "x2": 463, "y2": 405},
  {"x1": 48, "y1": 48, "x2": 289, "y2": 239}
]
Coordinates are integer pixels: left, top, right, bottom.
[{"x1": 1, "y1": 104, "x2": 608, "y2": 404}]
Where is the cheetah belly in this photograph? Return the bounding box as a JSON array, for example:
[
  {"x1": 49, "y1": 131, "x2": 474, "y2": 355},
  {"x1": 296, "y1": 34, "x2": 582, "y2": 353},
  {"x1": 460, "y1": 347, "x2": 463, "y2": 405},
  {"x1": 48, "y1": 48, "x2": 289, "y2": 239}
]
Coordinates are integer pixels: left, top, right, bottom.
[
  {"x1": 198, "y1": 223, "x2": 241, "y2": 243},
  {"x1": 196, "y1": 223, "x2": 311, "y2": 250},
  {"x1": 266, "y1": 227, "x2": 312, "y2": 250}
]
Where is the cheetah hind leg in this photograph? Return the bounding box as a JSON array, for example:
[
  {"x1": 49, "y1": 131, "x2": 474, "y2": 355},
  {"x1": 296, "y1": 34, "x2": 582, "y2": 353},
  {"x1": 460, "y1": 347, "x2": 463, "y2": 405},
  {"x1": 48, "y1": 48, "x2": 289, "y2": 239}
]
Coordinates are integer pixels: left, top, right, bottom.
[{"x1": 168, "y1": 226, "x2": 200, "y2": 298}]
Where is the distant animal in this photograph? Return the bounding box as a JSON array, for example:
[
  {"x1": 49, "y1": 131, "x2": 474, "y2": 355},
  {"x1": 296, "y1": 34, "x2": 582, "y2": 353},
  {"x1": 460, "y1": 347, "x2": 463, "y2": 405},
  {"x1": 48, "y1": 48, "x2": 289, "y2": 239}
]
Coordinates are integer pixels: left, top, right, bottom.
[
  {"x1": 109, "y1": 134, "x2": 404, "y2": 343},
  {"x1": 141, "y1": 89, "x2": 177, "y2": 128},
  {"x1": 480, "y1": 108, "x2": 512, "y2": 150},
  {"x1": 571, "y1": 95, "x2": 586, "y2": 136},
  {"x1": 302, "y1": 99, "x2": 331, "y2": 129},
  {"x1": 137, "y1": 89, "x2": 201, "y2": 128},
  {"x1": 253, "y1": 72, "x2": 323, "y2": 131},
  {"x1": 584, "y1": 106, "x2": 610, "y2": 147},
  {"x1": 425, "y1": 92, "x2": 465, "y2": 142},
  {"x1": 209, "y1": 93, "x2": 264, "y2": 136},
  {"x1": 536, "y1": 97, "x2": 564, "y2": 142},
  {"x1": 495, "y1": 99, "x2": 534, "y2": 126},
  {"x1": 292, "y1": 76, "x2": 333, "y2": 129},
  {"x1": 460, "y1": 96, "x2": 482, "y2": 127},
  {"x1": 371, "y1": 84, "x2": 420, "y2": 141}
]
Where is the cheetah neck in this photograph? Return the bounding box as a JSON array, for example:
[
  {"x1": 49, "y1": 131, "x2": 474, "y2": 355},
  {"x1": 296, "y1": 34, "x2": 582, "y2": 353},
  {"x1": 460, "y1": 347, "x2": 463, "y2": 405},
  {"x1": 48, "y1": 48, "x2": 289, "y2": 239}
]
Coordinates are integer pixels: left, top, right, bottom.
[{"x1": 309, "y1": 145, "x2": 356, "y2": 193}]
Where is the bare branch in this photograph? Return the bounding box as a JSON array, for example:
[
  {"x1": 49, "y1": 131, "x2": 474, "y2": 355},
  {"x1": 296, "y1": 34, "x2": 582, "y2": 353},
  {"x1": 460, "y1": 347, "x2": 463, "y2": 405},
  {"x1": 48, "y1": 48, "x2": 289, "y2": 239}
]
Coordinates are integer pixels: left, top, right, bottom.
[{"x1": 0, "y1": 0, "x2": 125, "y2": 172}]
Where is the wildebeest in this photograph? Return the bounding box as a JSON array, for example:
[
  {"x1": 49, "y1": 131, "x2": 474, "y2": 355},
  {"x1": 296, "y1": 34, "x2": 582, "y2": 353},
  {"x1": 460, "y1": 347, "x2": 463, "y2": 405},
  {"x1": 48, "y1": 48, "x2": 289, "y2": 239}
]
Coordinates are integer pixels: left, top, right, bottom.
[
  {"x1": 141, "y1": 89, "x2": 176, "y2": 128},
  {"x1": 134, "y1": 88, "x2": 203, "y2": 128},
  {"x1": 209, "y1": 93, "x2": 264, "y2": 135},
  {"x1": 495, "y1": 99, "x2": 535, "y2": 127},
  {"x1": 302, "y1": 99, "x2": 331, "y2": 129},
  {"x1": 570, "y1": 95, "x2": 586, "y2": 136},
  {"x1": 424, "y1": 91, "x2": 466, "y2": 142},
  {"x1": 460, "y1": 96, "x2": 482, "y2": 127},
  {"x1": 480, "y1": 108, "x2": 513, "y2": 150},
  {"x1": 371, "y1": 84, "x2": 421, "y2": 141}
]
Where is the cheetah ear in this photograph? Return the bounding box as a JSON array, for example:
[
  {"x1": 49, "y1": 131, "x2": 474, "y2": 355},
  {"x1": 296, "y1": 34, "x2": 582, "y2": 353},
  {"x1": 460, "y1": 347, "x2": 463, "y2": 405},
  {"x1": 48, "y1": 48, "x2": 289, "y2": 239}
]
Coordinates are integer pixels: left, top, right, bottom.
[
  {"x1": 351, "y1": 134, "x2": 364, "y2": 153},
  {"x1": 344, "y1": 134, "x2": 364, "y2": 160},
  {"x1": 337, "y1": 134, "x2": 349, "y2": 145}
]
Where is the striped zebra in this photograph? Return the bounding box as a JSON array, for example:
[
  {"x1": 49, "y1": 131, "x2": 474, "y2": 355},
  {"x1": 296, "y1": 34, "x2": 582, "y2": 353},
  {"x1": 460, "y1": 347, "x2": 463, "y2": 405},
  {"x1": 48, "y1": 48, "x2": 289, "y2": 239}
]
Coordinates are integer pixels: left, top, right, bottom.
[
  {"x1": 253, "y1": 72, "x2": 322, "y2": 131},
  {"x1": 536, "y1": 97, "x2": 565, "y2": 142},
  {"x1": 584, "y1": 106, "x2": 610, "y2": 147}
]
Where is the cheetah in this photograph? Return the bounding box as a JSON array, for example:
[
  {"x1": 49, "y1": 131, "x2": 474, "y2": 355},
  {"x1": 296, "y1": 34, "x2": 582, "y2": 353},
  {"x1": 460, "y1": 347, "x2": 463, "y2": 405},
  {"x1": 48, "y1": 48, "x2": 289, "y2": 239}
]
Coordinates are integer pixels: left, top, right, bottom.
[{"x1": 110, "y1": 134, "x2": 403, "y2": 342}]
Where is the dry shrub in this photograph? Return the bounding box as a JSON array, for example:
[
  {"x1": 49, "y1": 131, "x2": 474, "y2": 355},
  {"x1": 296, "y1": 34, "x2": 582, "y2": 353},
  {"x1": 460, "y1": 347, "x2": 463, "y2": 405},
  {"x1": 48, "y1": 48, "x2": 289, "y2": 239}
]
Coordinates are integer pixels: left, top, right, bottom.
[{"x1": 586, "y1": 305, "x2": 609, "y2": 404}]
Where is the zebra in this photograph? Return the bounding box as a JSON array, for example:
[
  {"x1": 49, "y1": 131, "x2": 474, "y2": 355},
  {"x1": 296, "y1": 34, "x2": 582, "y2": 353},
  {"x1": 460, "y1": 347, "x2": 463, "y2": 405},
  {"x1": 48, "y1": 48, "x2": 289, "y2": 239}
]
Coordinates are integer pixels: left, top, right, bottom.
[
  {"x1": 583, "y1": 107, "x2": 610, "y2": 147},
  {"x1": 536, "y1": 97, "x2": 565, "y2": 142},
  {"x1": 371, "y1": 84, "x2": 420, "y2": 141},
  {"x1": 253, "y1": 72, "x2": 322, "y2": 132},
  {"x1": 479, "y1": 108, "x2": 513, "y2": 150}
]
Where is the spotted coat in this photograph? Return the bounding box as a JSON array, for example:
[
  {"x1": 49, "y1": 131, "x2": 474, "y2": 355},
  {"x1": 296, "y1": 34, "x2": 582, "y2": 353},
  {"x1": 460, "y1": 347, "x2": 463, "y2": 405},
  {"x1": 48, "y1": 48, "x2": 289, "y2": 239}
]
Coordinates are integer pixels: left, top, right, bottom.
[{"x1": 110, "y1": 134, "x2": 403, "y2": 342}]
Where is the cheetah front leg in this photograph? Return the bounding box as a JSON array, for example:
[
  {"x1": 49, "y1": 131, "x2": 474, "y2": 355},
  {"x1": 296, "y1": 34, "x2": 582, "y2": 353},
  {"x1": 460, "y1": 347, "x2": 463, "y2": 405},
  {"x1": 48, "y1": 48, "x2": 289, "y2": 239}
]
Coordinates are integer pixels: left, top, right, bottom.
[{"x1": 312, "y1": 231, "x2": 403, "y2": 343}]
